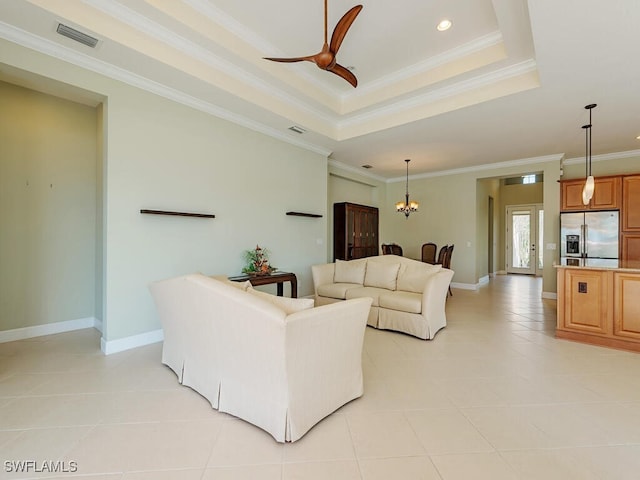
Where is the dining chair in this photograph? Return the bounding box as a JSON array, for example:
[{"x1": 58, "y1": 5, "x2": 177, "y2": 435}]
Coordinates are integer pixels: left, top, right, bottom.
[
  {"x1": 443, "y1": 244, "x2": 454, "y2": 296},
  {"x1": 421, "y1": 242, "x2": 437, "y2": 264},
  {"x1": 436, "y1": 245, "x2": 448, "y2": 265},
  {"x1": 381, "y1": 243, "x2": 403, "y2": 256}
]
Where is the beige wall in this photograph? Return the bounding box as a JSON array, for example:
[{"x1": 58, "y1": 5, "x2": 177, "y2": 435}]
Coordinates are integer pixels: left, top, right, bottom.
[
  {"x1": 95, "y1": 102, "x2": 105, "y2": 323},
  {"x1": 383, "y1": 160, "x2": 561, "y2": 294},
  {"x1": 500, "y1": 180, "x2": 544, "y2": 206},
  {"x1": 327, "y1": 165, "x2": 386, "y2": 259},
  {"x1": 0, "y1": 81, "x2": 97, "y2": 331},
  {"x1": 4, "y1": 36, "x2": 638, "y2": 344},
  {"x1": 1, "y1": 40, "x2": 328, "y2": 345},
  {"x1": 328, "y1": 160, "x2": 561, "y2": 294},
  {"x1": 562, "y1": 154, "x2": 640, "y2": 179},
  {"x1": 476, "y1": 178, "x2": 501, "y2": 279}
]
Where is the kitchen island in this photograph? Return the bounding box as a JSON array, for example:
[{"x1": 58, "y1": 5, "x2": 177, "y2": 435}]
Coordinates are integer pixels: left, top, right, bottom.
[{"x1": 556, "y1": 258, "x2": 640, "y2": 352}]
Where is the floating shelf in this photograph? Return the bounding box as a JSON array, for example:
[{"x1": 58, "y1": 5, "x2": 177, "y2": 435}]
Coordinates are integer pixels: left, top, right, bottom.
[
  {"x1": 140, "y1": 209, "x2": 215, "y2": 219},
  {"x1": 286, "y1": 211, "x2": 323, "y2": 218}
]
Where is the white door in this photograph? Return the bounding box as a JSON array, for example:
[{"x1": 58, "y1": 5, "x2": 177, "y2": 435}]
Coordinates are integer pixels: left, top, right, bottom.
[{"x1": 506, "y1": 205, "x2": 543, "y2": 275}]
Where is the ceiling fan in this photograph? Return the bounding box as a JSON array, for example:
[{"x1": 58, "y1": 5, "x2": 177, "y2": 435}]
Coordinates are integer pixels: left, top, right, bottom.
[{"x1": 263, "y1": 0, "x2": 363, "y2": 87}]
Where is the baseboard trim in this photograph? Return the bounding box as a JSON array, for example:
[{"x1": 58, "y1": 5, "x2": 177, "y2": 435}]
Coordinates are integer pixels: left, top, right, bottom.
[
  {"x1": 101, "y1": 329, "x2": 164, "y2": 355},
  {"x1": 0, "y1": 317, "x2": 98, "y2": 344},
  {"x1": 451, "y1": 275, "x2": 494, "y2": 291},
  {"x1": 542, "y1": 291, "x2": 558, "y2": 300}
]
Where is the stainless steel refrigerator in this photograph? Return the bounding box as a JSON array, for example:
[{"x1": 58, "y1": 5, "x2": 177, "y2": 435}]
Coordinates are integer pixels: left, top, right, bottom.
[{"x1": 560, "y1": 210, "x2": 619, "y2": 259}]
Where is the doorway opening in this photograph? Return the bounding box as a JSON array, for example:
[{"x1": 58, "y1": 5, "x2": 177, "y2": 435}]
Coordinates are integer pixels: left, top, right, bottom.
[
  {"x1": 506, "y1": 204, "x2": 543, "y2": 275},
  {"x1": 488, "y1": 196, "x2": 494, "y2": 276}
]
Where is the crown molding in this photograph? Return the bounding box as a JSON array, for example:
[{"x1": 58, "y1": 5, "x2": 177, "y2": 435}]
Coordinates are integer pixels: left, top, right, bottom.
[
  {"x1": 563, "y1": 149, "x2": 640, "y2": 165},
  {"x1": 328, "y1": 159, "x2": 388, "y2": 183},
  {"x1": 328, "y1": 148, "x2": 640, "y2": 182},
  {"x1": 85, "y1": 0, "x2": 336, "y2": 125},
  {"x1": 339, "y1": 59, "x2": 538, "y2": 130},
  {"x1": 348, "y1": 31, "x2": 504, "y2": 101},
  {"x1": 0, "y1": 21, "x2": 332, "y2": 156},
  {"x1": 386, "y1": 153, "x2": 564, "y2": 183}
]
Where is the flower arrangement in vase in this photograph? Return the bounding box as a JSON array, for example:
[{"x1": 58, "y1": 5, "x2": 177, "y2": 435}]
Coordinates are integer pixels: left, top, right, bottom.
[{"x1": 242, "y1": 245, "x2": 276, "y2": 275}]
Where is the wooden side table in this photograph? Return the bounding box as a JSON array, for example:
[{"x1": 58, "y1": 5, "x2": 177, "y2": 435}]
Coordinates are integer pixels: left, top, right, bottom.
[{"x1": 228, "y1": 271, "x2": 298, "y2": 298}]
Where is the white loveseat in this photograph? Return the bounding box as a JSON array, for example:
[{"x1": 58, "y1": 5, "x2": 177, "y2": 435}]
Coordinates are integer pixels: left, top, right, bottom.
[
  {"x1": 149, "y1": 273, "x2": 371, "y2": 443},
  {"x1": 312, "y1": 255, "x2": 454, "y2": 340}
]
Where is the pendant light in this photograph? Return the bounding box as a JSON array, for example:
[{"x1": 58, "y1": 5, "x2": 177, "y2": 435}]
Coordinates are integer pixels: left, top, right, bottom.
[
  {"x1": 396, "y1": 159, "x2": 419, "y2": 218},
  {"x1": 582, "y1": 103, "x2": 597, "y2": 205}
]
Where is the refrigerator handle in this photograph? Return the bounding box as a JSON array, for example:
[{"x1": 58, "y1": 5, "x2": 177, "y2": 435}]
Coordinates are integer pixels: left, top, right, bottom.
[{"x1": 583, "y1": 224, "x2": 588, "y2": 258}]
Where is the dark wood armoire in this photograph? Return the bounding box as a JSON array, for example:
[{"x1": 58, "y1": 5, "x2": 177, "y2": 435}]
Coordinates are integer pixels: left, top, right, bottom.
[{"x1": 333, "y1": 202, "x2": 379, "y2": 261}]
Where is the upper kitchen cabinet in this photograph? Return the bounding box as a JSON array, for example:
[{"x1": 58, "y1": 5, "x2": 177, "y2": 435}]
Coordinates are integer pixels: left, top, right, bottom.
[
  {"x1": 622, "y1": 175, "x2": 640, "y2": 232},
  {"x1": 561, "y1": 176, "x2": 621, "y2": 212}
]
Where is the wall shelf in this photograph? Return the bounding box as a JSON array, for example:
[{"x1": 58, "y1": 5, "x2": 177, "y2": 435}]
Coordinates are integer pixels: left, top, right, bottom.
[
  {"x1": 140, "y1": 209, "x2": 215, "y2": 219},
  {"x1": 286, "y1": 211, "x2": 323, "y2": 218}
]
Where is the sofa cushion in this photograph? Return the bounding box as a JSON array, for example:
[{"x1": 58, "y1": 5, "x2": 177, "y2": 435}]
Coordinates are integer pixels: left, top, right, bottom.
[
  {"x1": 334, "y1": 259, "x2": 367, "y2": 284},
  {"x1": 345, "y1": 286, "x2": 389, "y2": 307},
  {"x1": 247, "y1": 287, "x2": 314, "y2": 315},
  {"x1": 317, "y1": 282, "x2": 361, "y2": 300},
  {"x1": 364, "y1": 260, "x2": 400, "y2": 290},
  {"x1": 396, "y1": 262, "x2": 442, "y2": 293},
  {"x1": 379, "y1": 291, "x2": 422, "y2": 314}
]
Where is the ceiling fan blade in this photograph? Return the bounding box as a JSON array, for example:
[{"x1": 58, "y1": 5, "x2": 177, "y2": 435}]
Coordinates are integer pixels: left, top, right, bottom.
[
  {"x1": 328, "y1": 63, "x2": 358, "y2": 88},
  {"x1": 263, "y1": 56, "x2": 315, "y2": 63},
  {"x1": 329, "y1": 4, "x2": 363, "y2": 55}
]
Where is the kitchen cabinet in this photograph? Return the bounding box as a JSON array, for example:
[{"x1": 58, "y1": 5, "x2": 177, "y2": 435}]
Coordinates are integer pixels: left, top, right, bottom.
[
  {"x1": 614, "y1": 272, "x2": 640, "y2": 341},
  {"x1": 557, "y1": 267, "x2": 612, "y2": 336},
  {"x1": 621, "y1": 234, "x2": 640, "y2": 262},
  {"x1": 622, "y1": 175, "x2": 640, "y2": 232},
  {"x1": 333, "y1": 202, "x2": 379, "y2": 261},
  {"x1": 560, "y1": 176, "x2": 621, "y2": 212},
  {"x1": 556, "y1": 264, "x2": 640, "y2": 352}
]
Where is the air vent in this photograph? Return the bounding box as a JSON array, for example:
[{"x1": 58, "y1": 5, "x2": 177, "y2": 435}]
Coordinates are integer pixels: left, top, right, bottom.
[
  {"x1": 56, "y1": 23, "x2": 99, "y2": 48},
  {"x1": 288, "y1": 125, "x2": 306, "y2": 134},
  {"x1": 361, "y1": 164, "x2": 373, "y2": 169}
]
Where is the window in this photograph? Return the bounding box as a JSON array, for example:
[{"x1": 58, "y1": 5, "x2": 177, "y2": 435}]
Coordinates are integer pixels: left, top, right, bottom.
[{"x1": 522, "y1": 174, "x2": 536, "y2": 184}]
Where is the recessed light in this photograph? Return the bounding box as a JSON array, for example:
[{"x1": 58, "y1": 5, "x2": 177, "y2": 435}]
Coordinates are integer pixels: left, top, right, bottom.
[
  {"x1": 636, "y1": 135, "x2": 640, "y2": 140},
  {"x1": 437, "y1": 19, "x2": 452, "y2": 31}
]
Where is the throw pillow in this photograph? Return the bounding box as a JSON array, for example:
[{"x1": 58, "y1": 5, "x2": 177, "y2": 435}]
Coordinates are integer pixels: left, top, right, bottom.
[
  {"x1": 247, "y1": 287, "x2": 314, "y2": 315},
  {"x1": 397, "y1": 263, "x2": 442, "y2": 293},
  {"x1": 364, "y1": 260, "x2": 400, "y2": 290},
  {"x1": 334, "y1": 258, "x2": 367, "y2": 284}
]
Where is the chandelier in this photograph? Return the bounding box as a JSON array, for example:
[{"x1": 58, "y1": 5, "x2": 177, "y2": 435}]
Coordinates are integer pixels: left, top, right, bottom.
[
  {"x1": 396, "y1": 159, "x2": 419, "y2": 218},
  {"x1": 582, "y1": 103, "x2": 597, "y2": 205}
]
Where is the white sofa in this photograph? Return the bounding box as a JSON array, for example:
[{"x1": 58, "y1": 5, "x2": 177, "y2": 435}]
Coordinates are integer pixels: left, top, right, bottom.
[
  {"x1": 312, "y1": 255, "x2": 454, "y2": 340},
  {"x1": 149, "y1": 273, "x2": 372, "y2": 443}
]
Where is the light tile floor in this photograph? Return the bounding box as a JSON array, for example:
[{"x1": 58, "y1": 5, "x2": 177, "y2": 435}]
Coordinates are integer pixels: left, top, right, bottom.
[{"x1": 2, "y1": 275, "x2": 640, "y2": 479}]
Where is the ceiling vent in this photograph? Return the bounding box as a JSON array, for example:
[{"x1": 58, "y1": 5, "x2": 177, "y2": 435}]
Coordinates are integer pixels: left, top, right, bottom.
[
  {"x1": 288, "y1": 125, "x2": 306, "y2": 134},
  {"x1": 56, "y1": 23, "x2": 99, "y2": 48}
]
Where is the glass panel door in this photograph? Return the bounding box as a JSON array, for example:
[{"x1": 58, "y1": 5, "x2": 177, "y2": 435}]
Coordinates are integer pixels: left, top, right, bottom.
[
  {"x1": 538, "y1": 209, "x2": 544, "y2": 271},
  {"x1": 506, "y1": 206, "x2": 536, "y2": 274}
]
